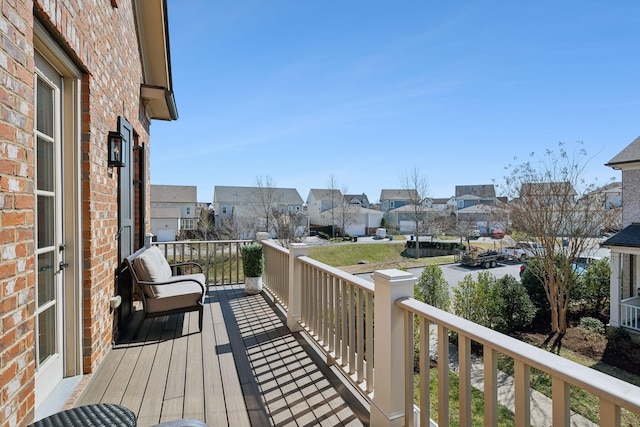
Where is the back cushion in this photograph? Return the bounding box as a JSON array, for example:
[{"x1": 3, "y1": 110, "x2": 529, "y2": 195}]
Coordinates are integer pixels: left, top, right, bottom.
[{"x1": 133, "y1": 246, "x2": 173, "y2": 290}]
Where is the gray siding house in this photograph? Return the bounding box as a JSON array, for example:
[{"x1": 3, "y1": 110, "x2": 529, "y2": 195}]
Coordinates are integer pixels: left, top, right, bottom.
[
  {"x1": 603, "y1": 137, "x2": 640, "y2": 331},
  {"x1": 150, "y1": 185, "x2": 198, "y2": 241}
]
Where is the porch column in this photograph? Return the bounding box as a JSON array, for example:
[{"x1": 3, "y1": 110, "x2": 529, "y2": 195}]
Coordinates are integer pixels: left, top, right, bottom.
[
  {"x1": 371, "y1": 269, "x2": 416, "y2": 427},
  {"x1": 287, "y1": 243, "x2": 308, "y2": 331},
  {"x1": 610, "y1": 251, "x2": 621, "y2": 327}
]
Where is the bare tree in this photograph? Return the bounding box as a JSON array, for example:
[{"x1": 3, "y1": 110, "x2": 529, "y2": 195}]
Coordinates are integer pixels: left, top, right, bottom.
[
  {"x1": 326, "y1": 174, "x2": 341, "y2": 237},
  {"x1": 253, "y1": 175, "x2": 282, "y2": 236},
  {"x1": 400, "y1": 167, "x2": 430, "y2": 258},
  {"x1": 192, "y1": 206, "x2": 216, "y2": 240},
  {"x1": 450, "y1": 218, "x2": 479, "y2": 248},
  {"x1": 337, "y1": 185, "x2": 360, "y2": 237},
  {"x1": 273, "y1": 210, "x2": 307, "y2": 246},
  {"x1": 502, "y1": 142, "x2": 617, "y2": 333}
]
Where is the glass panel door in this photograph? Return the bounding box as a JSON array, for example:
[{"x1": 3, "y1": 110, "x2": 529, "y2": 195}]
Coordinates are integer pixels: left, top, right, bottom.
[{"x1": 34, "y1": 62, "x2": 64, "y2": 404}]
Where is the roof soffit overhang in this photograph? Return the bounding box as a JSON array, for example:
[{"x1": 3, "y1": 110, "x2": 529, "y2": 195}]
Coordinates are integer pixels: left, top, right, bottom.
[{"x1": 134, "y1": 0, "x2": 178, "y2": 120}]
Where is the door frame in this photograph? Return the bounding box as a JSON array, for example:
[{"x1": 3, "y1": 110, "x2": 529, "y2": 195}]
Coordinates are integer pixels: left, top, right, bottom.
[{"x1": 34, "y1": 21, "x2": 83, "y2": 406}]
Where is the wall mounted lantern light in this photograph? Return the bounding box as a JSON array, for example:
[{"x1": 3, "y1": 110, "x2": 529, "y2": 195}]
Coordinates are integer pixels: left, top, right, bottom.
[{"x1": 107, "y1": 131, "x2": 125, "y2": 167}]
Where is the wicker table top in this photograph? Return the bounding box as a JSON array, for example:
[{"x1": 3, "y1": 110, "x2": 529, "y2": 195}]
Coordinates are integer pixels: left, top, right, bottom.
[{"x1": 30, "y1": 403, "x2": 136, "y2": 427}]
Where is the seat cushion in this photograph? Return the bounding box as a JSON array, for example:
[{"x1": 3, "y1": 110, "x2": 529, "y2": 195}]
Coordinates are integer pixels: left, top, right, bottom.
[
  {"x1": 133, "y1": 247, "x2": 173, "y2": 297},
  {"x1": 146, "y1": 278, "x2": 205, "y2": 313},
  {"x1": 151, "y1": 273, "x2": 205, "y2": 298}
]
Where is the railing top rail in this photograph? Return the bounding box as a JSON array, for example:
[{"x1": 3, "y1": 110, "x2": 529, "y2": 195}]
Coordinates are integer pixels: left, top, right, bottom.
[
  {"x1": 621, "y1": 296, "x2": 640, "y2": 304},
  {"x1": 396, "y1": 297, "x2": 640, "y2": 414},
  {"x1": 152, "y1": 239, "x2": 253, "y2": 245},
  {"x1": 298, "y1": 255, "x2": 375, "y2": 294},
  {"x1": 260, "y1": 239, "x2": 290, "y2": 254}
]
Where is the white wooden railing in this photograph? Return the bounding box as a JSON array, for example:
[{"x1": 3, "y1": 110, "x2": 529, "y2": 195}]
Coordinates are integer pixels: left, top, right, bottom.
[
  {"x1": 152, "y1": 239, "x2": 252, "y2": 285},
  {"x1": 159, "y1": 238, "x2": 640, "y2": 426},
  {"x1": 620, "y1": 296, "x2": 640, "y2": 332},
  {"x1": 397, "y1": 298, "x2": 640, "y2": 427}
]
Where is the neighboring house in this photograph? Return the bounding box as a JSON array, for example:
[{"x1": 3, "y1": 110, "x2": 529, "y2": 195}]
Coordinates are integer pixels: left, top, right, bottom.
[
  {"x1": 380, "y1": 189, "x2": 420, "y2": 213},
  {"x1": 306, "y1": 189, "x2": 344, "y2": 226},
  {"x1": 150, "y1": 185, "x2": 198, "y2": 241},
  {"x1": 455, "y1": 204, "x2": 509, "y2": 235},
  {"x1": 520, "y1": 181, "x2": 578, "y2": 205},
  {"x1": 319, "y1": 206, "x2": 384, "y2": 236},
  {"x1": 592, "y1": 181, "x2": 623, "y2": 210},
  {"x1": 0, "y1": 1, "x2": 178, "y2": 425},
  {"x1": 454, "y1": 184, "x2": 498, "y2": 209},
  {"x1": 602, "y1": 137, "x2": 640, "y2": 332},
  {"x1": 214, "y1": 185, "x2": 305, "y2": 238},
  {"x1": 386, "y1": 205, "x2": 443, "y2": 233},
  {"x1": 344, "y1": 193, "x2": 371, "y2": 208},
  {"x1": 430, "y1": 197, "x2": 457, "y2": 213}
]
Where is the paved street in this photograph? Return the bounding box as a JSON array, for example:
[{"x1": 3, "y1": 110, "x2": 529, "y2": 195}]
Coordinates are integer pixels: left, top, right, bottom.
[{"x1": 356, "y1": 261, "x2": 523, "y2": 291}]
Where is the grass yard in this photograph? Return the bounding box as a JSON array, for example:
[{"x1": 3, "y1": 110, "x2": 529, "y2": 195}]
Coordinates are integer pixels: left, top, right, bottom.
[
  {"x1": 307, "y1": 242, "x2": 455, "y2": 274},
  {"x1": 415, "y1": 370, "x2": 516, "y2": 426}
]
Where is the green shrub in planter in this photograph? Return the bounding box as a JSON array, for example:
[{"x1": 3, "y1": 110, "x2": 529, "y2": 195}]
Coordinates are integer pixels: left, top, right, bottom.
[{"x1": 241, "y1": 244, "x2": 264, "y2": 277}]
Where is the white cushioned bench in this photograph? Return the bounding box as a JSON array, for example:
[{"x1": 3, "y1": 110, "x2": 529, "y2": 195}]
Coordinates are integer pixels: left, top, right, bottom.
[{"x1": 125, "y1": 246, "x2": 206, "y2": 336}]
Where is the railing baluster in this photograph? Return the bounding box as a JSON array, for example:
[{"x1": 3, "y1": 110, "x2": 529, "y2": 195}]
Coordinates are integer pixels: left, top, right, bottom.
[
  {"x1": 328, "y1": 276, "x2": 335, "y2": 355},
  {"x1": 552, "y1": 377, "x2": 570, "y2": 426},
  {"x1": 514, "y1": 359, "x2": 530, "y2": 427},
  {"x1": 600, "y1": 398, "x2": 621, "y2": 426},
  {"x1": 437, "y1": 324, "x2": 449, "y2": 426},
  {"x1": 341, "y1": 279, "x2": 348, "y2": 366},
  {"x1": 419, "y1": 317, "x2": 430, "y2": 427},
  {"x1": 356, "y1": 288, "x2": 364, "y2": 383},
  {"x1": 458, "y1": 334, "x2": 472, "y2": 427},
  {"x1": 366, "y1": 292, "x2": 374, "y2": 393},
  {"x1": 348, "y1": 284, "x2": 356, "y2": 375},
  {"x1": 484, "y1": 346, "x2": 498, "y2": 427},
  {"x1": 404, "y1": 310, "x2": 414, "y2": 427}
]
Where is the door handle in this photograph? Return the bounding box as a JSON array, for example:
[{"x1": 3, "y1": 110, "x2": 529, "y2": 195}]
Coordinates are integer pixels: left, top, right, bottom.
[{"x1": 59, "y1": 261, "x2": 69, "y2": 270}]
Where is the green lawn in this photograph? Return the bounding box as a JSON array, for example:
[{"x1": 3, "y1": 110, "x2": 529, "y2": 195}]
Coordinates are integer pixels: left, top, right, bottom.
[{"x1": 307, "y1": 242, "x2": 454, "y2": 273}]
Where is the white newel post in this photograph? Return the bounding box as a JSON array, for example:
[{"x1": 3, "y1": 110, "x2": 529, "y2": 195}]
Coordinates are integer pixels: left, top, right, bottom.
[
  {"x1": 371, "y1": 269, "x2": 416, "y2": 427},
  {"x1": 287, "y1": 243, "x2": 308, "y2": 331},
  {"x1": 144, "y1": 233, "x2": 153, "y2": 248},
  {"x1": 256, "y1": 232, "x2": 270, "y2": 242},
  {"x1": 609, "y1": 251, "x2": 621, "y2": 327}
]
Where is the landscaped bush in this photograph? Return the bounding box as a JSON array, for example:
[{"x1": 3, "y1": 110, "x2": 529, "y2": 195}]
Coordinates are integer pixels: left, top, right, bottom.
[
  {"x1": 414, "y1": 264, "x2": 450, "y2": 311},
  {"x1": 521, "y1": 258, "x2": 552, "y2": 329},
  {"x1": 454, "y1": 272, "x2": 535, "y2": 333},
  {"x1": 572, "y1": 258, "x2": 610, "y2": 317},
  {"x1": 577, "y1": 317, "x2": 605, "y2": 335},
  {"x1": 317, "y1": 231, "x2": 330, "y2": 240},
  {"x1": 493, "y1": 275, "x2": 536, "y2": 333}
]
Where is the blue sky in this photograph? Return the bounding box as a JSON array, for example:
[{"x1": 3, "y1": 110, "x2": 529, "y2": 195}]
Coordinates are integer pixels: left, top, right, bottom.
[{"x1": 151, "y1": 0, "x2": 639, "y2": 204}]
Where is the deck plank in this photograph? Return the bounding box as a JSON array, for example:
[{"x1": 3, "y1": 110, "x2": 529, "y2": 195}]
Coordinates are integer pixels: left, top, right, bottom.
[
  {"x1": 201, "y1": 292, "x2": 229, "y2": 426},
  {"x1": 184, "y1": 312, "x2": 205, "y2": 421},
  {"x1": 75, "y1": 284, "x2": 369, "y2": 427},
  {"x1": 137, "y1": 315, "x2": 179, "y2": 427}
]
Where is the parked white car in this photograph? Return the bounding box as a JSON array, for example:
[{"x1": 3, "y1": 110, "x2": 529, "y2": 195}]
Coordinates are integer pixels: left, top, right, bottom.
[{"x1": 500, "y1": 241, "x2": 543, "y2": 262}]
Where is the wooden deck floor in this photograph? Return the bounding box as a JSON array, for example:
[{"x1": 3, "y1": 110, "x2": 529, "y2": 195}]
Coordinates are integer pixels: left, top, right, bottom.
[{"x1": 74, "y1": 285, "x2": 369, "y2": 427}]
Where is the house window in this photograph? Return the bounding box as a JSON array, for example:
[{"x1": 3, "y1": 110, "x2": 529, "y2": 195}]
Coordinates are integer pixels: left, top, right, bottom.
[
  {"x1": 296, "y1": 206, "x2": 300, "y2": 211},
  {"x1": 457, "y1": 200, "x2": 464, "y2": 209},
  {"x1": 222, "y1": 205, "x2": 227, "y2": 214},
  {"x1": 181, "y1": 218, "x2": 194, "y2": 230},
  {"x1": 288, "y1": 206, "x2": 294, "y2": 212},
  {"x1": 390, "y1": 201, "x2": 395, "y2": 209},
  {"x1": 186, "y1": 207, "x2": 191, "y2": 215}
]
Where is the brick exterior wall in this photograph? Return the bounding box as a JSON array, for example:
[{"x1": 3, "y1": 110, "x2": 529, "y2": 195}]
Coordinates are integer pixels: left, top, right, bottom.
[
  {"x1": 622, "y1": 169, "x2": 640, "y2": 228},
  {"x1": 1, "y1": 1, "x2": 156, "y2": 425}
]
